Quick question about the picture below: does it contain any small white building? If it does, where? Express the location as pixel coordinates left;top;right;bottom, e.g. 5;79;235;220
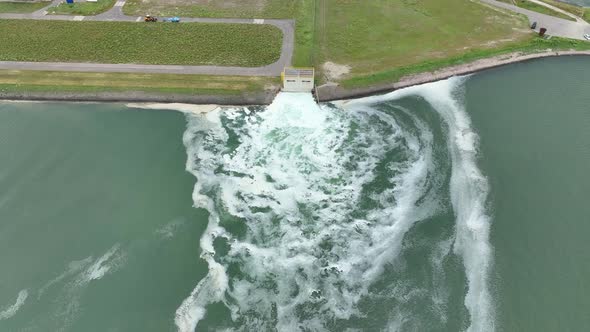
282;67;314;92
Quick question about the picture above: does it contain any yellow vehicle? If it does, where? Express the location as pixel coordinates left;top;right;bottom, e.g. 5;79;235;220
144;15;157;22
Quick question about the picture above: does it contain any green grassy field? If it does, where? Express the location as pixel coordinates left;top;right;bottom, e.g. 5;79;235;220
0;1;50;13
313;0;533;84
48;0;116;16
0;20;282;66
0;70;279;95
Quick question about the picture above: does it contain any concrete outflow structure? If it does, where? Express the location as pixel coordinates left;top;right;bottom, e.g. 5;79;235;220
281;67;314;92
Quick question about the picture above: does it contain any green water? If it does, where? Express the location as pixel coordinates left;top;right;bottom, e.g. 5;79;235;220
1;56;589;331
466;56;590;331
0;104;209;331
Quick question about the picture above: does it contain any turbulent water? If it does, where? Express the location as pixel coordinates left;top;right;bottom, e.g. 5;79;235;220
2;57;590;331
177;78;492;331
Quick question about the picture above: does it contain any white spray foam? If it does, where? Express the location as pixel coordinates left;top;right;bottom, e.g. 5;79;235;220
0;289;28;321
179;92;444;331
348;77;494;331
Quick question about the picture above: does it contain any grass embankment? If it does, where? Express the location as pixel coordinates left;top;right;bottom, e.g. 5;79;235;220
538;0;590;22
343;37;590;88
0;70;279;95
313;0;532;85
0;20;282;66
122;0;317;67
0;1;50;13
515;0;576;20
48;0;116;16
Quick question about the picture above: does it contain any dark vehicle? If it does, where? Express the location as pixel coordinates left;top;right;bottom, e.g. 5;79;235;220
531;21;537;29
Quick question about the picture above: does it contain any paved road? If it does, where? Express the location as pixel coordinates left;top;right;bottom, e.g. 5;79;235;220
0;0;294;76
481;0;590;40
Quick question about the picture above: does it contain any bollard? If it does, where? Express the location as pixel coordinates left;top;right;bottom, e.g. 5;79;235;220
539;28;547;36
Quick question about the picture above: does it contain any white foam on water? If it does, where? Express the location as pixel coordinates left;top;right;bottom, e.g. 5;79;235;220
126;103;220;114
40;244;126;331
0;289;28;321
179;91;446;331
80;244;125;282
350;77;494;331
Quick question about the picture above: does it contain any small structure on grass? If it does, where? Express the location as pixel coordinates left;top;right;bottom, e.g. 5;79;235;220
281;67;314;92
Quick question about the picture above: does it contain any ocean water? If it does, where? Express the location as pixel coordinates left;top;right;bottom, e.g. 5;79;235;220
1;56;590;331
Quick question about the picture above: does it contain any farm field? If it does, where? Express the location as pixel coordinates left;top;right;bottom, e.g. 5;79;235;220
0;20;282;67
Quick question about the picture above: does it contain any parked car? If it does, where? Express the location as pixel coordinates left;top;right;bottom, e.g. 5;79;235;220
165;17;181;23
584;34;590;41
531;21;537;29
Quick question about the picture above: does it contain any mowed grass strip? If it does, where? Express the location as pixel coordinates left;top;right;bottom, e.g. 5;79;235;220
0;70;279;95
0;20;282;67
0;1;50;13
48;0;116;16
123;0;298;19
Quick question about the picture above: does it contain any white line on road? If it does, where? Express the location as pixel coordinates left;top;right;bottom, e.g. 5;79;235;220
73;16;85;21
253;19;264;24
136;16;142;22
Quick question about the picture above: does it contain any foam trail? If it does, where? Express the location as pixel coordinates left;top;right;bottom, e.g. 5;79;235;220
37;257;93;299
179;92;445;331
42;244;126;331
348;77;494;331
0;289;28;321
